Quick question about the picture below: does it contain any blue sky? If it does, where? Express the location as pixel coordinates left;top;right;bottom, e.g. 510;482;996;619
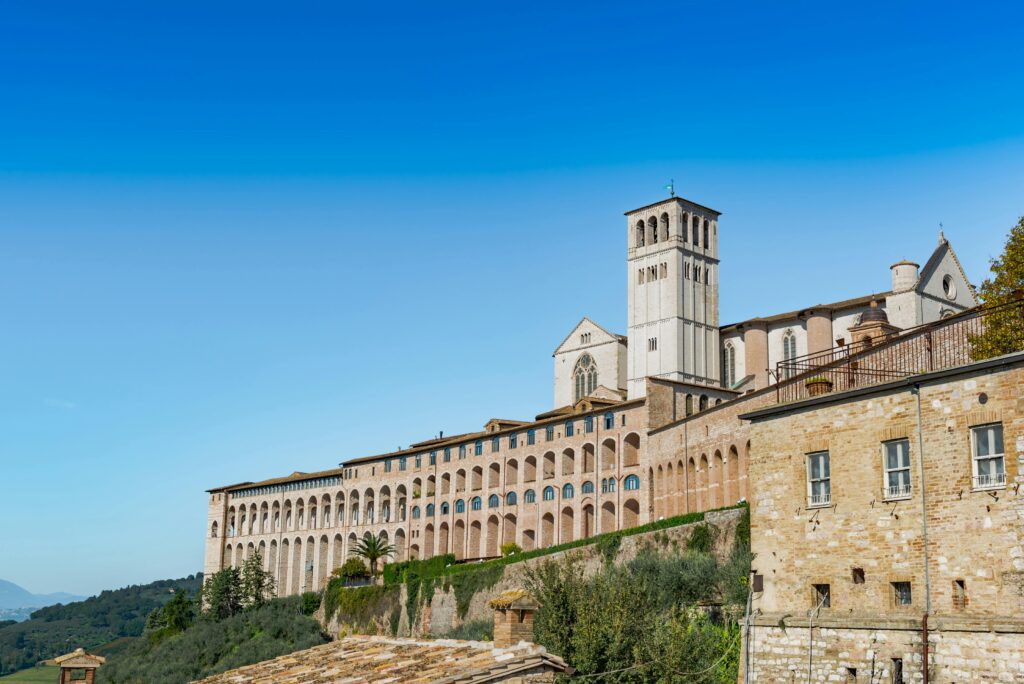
2;1;1023;597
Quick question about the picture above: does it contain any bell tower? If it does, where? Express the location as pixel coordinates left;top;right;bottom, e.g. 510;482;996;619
625;196;721;399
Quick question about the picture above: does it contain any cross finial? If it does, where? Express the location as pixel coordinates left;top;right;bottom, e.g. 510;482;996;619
939;222;945;243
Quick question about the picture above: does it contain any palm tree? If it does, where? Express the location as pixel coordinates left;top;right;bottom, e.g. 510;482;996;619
351;533;396;575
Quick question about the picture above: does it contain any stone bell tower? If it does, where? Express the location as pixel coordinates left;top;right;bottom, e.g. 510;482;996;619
625;196;721;399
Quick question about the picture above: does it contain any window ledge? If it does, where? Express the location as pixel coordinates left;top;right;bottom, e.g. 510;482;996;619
971;484;1006;493
806;500;832;510
882;493;913;502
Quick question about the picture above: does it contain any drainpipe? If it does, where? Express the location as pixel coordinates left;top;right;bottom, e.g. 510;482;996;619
912;384;932;683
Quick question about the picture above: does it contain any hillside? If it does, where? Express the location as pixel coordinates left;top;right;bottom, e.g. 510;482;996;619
0;575;202;676
0;580;84;611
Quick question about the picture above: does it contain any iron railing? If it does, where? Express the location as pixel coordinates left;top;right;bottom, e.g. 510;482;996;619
774;298;1024;404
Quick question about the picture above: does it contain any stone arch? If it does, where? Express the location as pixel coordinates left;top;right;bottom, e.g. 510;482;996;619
698;454;709;511
278;539;289;595
522;527;536;551
348;491;359;525
453;519;466;559
318;535;329;589
396;485;407;522
471;466;483;491
601;438;617;471
306;497;317;530
295;499;305;530
541;512;555;547
440;473;451;495
290;537;303;595
379;486;392;523
394;528;407;562
506;459;519;486
601;501;616;532
455;469;466;493
623;498;640;528
260;502;270;534
726;445;740;505
272;501;281;532
268;540;279;585
542;451;556;479
438;522;450;555
582;443;595;473
562;448;576;476
712;450;724;508
332;533;343;574
334;492;345;528
503;513;518;547
423;524;435;559
304;536;316;591
560;506;575;543
469;520;482;558
486;515;500;557
410;544;420;560
524;455;537;482
488;462;501;488
623;433;640;467
582;503;595;538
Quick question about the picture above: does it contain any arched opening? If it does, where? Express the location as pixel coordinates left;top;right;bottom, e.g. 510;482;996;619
524;455;537;482
304;536;315;590
488;462;501;488
210;521;219;538
623;498;640;528
711;451;724;508
703;219;709;248
396;485;407;522
699;395;708;411
503;513;518;547
660;212;670;241
543;452;556;479
469;520;482;558
455;470;466;493
560;506;575;543
453;519;466;559
601;501;616;532
410;544;420;560
698;454;709;511
522;528;536;551
506;459;519;486
379;486;391;524
332;534;343;573
649;215;659;244
317;535;329;589
582;504;595;538
290;538;303;595
486;515;500;557
562;448;576;476
278;539;289;595
423;524;435;560
471;466;483;491
268;540;279;586
692;215;700;246
541;513;555;547
636;220;646;247
601;438;617;471
440;473;451;495
438;522;450;555
394;528;407;562
623;433;640;467
582;443;595;473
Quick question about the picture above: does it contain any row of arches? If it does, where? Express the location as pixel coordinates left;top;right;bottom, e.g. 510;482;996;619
217;435;643;539
649;442;748;519
635;213;714;249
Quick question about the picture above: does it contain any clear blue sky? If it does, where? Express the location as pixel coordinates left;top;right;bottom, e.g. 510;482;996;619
2;1;1022;597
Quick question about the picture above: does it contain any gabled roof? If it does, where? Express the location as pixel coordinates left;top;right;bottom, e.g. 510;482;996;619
191;635;570;684
720;292;890;332
49;648;105;667
552;317;626;356
917;236;978;303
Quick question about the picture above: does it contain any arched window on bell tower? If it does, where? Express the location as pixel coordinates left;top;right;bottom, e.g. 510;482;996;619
692;215;700;246
573;354;598;403
723;343;736;388
636;220;646;247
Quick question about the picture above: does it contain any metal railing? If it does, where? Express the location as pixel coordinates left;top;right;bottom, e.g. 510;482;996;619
774;298;1024;404
883;484;912;500
973;472;1006;489
807;492;831;507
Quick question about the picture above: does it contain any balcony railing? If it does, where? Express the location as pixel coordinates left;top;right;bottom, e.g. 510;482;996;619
884;484;912;500
973;472;1006;489
808;492;832;507
774;298;1024;405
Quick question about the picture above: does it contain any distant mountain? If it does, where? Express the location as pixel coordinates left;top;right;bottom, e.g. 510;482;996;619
0;579;85;609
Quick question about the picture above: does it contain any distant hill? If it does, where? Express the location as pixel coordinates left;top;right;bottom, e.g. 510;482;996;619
0;574;202;676
0;580;84;611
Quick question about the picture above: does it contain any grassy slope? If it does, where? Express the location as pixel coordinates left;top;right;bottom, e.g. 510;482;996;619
0;666;59;682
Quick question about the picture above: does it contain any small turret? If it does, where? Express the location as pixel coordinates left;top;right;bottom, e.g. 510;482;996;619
890;260;919;293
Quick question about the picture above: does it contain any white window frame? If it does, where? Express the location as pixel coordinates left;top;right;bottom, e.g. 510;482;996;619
971;423;1006;490
806;451;831;507
882;439;912;500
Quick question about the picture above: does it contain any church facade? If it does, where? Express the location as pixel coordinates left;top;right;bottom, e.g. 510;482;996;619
203;194;978;599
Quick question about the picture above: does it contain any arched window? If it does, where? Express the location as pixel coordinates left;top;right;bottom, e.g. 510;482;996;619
210;521;219;538
506;491;517;506
703;219;710;248
636;220;646;247
582;481;594;494
562;483;575;499
412;506;421;519
543;486;555;501
699;395;709;411
426;503;435;517
624;475;640;491
783;330;798;378
660;212;670;240
488;494;500;508
608;477;617;493
524;489;536;504
471;496;482;511
692;215;700;246
440;502;450;515
455;499;465;513
604;412;614;429
685;394;693;416
723;343;736;388
573;354;598;403
649;216;658;244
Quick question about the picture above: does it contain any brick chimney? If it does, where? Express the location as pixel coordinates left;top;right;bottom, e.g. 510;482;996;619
487;590;538;648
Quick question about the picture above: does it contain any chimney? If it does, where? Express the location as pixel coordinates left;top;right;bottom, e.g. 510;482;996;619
487;590;539;648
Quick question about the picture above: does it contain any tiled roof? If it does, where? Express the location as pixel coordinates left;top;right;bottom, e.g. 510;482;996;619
191;635;570;684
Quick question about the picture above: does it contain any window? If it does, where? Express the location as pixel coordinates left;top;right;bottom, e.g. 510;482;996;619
562;483;574;499
399;457;407;472
565;420;574;437
573;354;598;402
650;216;658;244
474;440;483;456
723;343;736;388
659;262;667;278
506;491;517;505
648;337;657;351
440;502;450;515
488;494;500;508
807;451;831;506
545;425;554;442
581;332;591;344
455;499;465;513
471;496;482;511
608;477;617;493
524;489;536;504
585;416;594;433
582;481;594;494
883;439;911;499
971;423;1005;489
638;269;645;284
384;460;392;473
812;583;831;608
891;658;904;684
492;437;500;453
703;220;710;248
692;215;700;246
782;331;798;377
604;412;614;429
412;506;421;519
892;581;912;606
953;579;967;610
459;444;466;459
601;478;608;494
543;486;555;501
426;504;435;517
624;474;640;491
430;451;437;466
636;220;645;247
415;454;422;468
509;433;518;449
942;274;956;300
685;395;693;416
527;429;536;445
852;568;865;584
444;448;451;463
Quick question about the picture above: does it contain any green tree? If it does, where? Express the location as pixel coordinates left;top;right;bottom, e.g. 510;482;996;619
241;550;276;609
333;558;370;582
201;567;243;620
351;533;396;575
972;216;1024;359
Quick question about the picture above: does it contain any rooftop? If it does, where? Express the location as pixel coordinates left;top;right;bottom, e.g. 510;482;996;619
191;635;570;684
